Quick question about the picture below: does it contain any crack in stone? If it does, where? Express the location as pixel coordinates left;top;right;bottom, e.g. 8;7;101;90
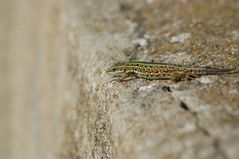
179;101;190;111
213;139;228;159
168;88;229;158
161;85;172;93
165;87;210;136
183;104;228;159
193;111;210;136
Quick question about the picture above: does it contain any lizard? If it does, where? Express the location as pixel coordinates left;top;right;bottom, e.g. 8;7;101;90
106;61;236;82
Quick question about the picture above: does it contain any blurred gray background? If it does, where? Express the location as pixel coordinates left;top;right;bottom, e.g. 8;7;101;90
0;0;66;159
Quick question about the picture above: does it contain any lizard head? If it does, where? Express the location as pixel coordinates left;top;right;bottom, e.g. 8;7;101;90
106;63;127;77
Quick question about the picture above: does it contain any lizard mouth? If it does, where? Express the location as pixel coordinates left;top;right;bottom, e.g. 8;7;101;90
106;70;126;77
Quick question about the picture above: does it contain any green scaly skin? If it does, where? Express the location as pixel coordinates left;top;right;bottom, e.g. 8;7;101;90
106;61;235;81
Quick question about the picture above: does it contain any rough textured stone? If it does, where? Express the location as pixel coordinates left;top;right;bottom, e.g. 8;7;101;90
61;0;239;159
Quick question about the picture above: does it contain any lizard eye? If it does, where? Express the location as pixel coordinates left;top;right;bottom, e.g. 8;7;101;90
112;68;116;71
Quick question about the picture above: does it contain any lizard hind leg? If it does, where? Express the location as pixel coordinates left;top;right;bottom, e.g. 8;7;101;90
185;74;201;80
171;73;200;82
171;74;185;82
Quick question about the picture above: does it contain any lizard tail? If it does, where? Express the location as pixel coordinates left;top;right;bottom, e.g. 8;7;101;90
204;67;236;75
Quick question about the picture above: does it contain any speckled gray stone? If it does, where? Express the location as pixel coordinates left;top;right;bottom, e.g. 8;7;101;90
61;0;239;159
